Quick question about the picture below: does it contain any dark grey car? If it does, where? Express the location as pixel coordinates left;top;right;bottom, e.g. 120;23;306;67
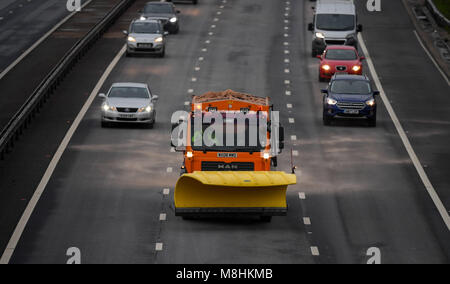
140;2;180;34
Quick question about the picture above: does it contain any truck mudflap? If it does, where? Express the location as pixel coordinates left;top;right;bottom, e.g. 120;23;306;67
174;171;297;216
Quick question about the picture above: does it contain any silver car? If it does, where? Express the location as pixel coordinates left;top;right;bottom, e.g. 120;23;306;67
124;19;168;57
99;83;159;128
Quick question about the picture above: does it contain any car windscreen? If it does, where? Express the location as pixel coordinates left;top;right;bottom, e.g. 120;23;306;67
108;87;150;99
325;49;357;60
144;4;173;14
330;80;371;94
316;14;355;31
131;22;161;34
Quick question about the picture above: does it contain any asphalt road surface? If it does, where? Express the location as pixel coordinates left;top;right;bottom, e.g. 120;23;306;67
0;0;449;264
0;0;90;73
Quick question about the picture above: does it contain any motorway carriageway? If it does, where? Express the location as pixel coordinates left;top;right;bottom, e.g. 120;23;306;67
0;0;449;263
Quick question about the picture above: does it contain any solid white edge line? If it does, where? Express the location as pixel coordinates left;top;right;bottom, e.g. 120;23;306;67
413;30;450;86
0;45;127;264
0;0;94;81
358;33;450;231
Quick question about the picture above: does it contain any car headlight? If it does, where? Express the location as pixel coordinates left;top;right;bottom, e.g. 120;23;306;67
352;65;361;72
140;16;146;20
169;17;177;23
366;99;376;106
154;37;163;43
102;104;116;112
326;98;337;105
138;106;152;113
127;36;136;42
322;64;331;71
315;32;325;39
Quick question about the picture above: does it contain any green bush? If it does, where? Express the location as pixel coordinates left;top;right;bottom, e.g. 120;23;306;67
432;0;450;20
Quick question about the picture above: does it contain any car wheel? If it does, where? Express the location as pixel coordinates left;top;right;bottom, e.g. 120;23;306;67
193;0;198;4
368;114;377;127
319;73;325;82
159;48;165;58
101;121;109;128
323;113;332;126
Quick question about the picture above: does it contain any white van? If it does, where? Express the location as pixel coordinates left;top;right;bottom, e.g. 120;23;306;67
308;0;363;57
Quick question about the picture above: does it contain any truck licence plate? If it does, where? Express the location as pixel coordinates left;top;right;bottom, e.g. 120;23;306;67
217;153;237;158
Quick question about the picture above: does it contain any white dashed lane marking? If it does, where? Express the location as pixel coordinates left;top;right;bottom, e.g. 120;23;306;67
303;217;311;225
299;192;306;199
311;246;320;256
163;188;170;195
160;214;167;221
155;243;163;251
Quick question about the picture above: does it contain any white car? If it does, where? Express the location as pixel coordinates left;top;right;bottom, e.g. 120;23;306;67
99;83;158;128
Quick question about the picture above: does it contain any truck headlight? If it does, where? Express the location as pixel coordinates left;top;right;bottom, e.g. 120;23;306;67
326;98;337;105
186;151;193;158
169;17;177;23
263;152;270;160
315;32;325;39
154;37;163;43
366;99;375;106
128;36;136;42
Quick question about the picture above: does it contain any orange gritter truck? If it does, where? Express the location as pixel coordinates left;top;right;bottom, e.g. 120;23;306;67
171;90;297;222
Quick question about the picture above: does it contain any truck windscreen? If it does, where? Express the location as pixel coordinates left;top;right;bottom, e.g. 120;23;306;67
190;113;267;152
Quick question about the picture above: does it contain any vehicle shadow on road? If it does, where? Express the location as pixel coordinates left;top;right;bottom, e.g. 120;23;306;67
325;118;373;128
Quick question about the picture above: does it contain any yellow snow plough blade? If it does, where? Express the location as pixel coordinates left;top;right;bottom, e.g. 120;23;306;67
174;171;296;216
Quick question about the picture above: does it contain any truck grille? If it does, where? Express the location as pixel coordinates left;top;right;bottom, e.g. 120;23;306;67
117;108;138;113
336;102;366;110
201;162;255;171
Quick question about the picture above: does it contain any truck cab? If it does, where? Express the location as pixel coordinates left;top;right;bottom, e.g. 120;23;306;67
174;90;284;174
308;0;363;57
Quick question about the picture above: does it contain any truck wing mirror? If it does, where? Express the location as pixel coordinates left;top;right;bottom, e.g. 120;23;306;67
279;126;285;151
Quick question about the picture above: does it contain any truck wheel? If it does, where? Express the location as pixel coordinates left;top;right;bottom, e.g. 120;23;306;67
260;216;272;223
